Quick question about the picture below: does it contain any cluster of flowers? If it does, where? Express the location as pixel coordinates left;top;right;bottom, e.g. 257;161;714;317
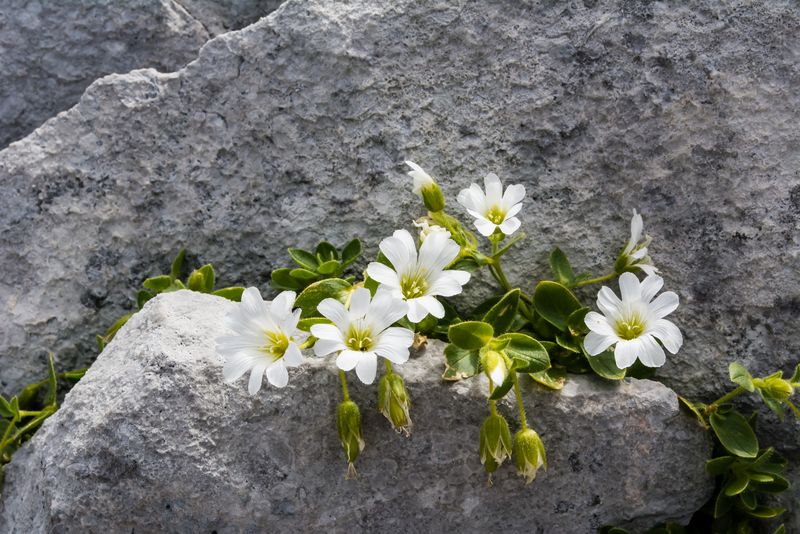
216;161;683;481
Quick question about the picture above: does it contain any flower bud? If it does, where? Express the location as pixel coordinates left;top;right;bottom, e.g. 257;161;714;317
759;376;794;402
513;428;546;484
479;413;512;473
187;270;206;292
481;350;509;387
378;372;412;436
406;161;445;212
336;400;365;479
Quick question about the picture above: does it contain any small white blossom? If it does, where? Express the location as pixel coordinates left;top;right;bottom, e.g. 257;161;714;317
456;172;525;237
311;288;414;385
618;209;657;275
367;229;470;323
406;160;436;197
584;272;683;369
412;217;450;242
217;288;306;395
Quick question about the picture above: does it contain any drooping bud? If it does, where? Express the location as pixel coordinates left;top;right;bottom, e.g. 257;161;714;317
336;400;365;479
758;375;795;402
479;413;512;474
481;350;509;387
406;161;445;212
378;372;412;436
513;428;546;484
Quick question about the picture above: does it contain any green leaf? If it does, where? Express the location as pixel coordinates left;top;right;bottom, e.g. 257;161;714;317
723;474;749;496
533;281;582;331
44;353;58;407
751;474;790;493
555;332;581;353
713;490;733;519
9;396;19;418
317;260;341;275
170;249;186;280
549;247;575;286
212;287;244;301
497;333;550;373
739;490;757;510
96;334;106;352
709;410;759;458
103;313;133;344
271;268;302;290
584;348;626;380
341;238;362;266
745;506;785;519
530;367;567;390
450;257;481;272
315;242;338;263
773;526;786;534
288;248;319;270
448;321;494;350
297;317;330;332
143;275;173;293
482;289;519;335
442;344;480;380
198;264;215;292
137;289;154;309
790;362;800;384
289;268;320;282
294;278;352;318
706;456;736;476
0;396;13;418
488;372;514;400
729;362;755;392
567;307;590;336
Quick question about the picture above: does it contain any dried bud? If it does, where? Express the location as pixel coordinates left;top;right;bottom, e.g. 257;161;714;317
336;400;365;479
479;413;512;474
513;428;546;484
378;372;412;435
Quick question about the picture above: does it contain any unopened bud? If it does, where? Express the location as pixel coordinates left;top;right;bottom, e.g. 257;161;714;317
336;400;365;479
759;376;794;402
513;428;546;484
187;270;205;292
479;413;512;474
406;161;445;212
378;372;412;436
481;350;509;387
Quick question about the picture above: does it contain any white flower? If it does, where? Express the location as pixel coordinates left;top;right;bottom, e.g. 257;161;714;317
216;288;306;395
412;217;450;242
618;209;657;276
311;288;414;385
456;172;525;237
406;160;435;197
366;229;470;323
583;272;683;369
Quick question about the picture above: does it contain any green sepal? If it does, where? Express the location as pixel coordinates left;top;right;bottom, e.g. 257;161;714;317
482;289;519;335
729;362;755;392
288;248;319;270
297;317;330;332
44;353;58;407
442;345;480;380
315;242;338;263
530;367;567;390
294;278;352;318
341;238;362;266
317;260;341;275
533;281;582;331
497;333;550;373
583;347;626;380
170;249;186;280
271;268;302;290
709;410;759;458
549;247;575;287
212;287;245;301
143;275;173;292
448;321;493;350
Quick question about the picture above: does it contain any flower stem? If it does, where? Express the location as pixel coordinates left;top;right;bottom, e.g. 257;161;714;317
707;386;746;410
339;370;350;401
488;382;498;416
512;373;528;430
575;272;617;287
17;410;48;418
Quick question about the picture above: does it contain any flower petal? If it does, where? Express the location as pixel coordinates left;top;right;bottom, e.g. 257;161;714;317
473;217;497;236
418;232;460;272
505;202;523;219
406;298;430;323
355;351;378;384
648;319;683;354
499;216;521;235
241;287;269;318
584;331;618;356
266;360;289;388
613;339;640;369
310;323;342;341
374;327;414;364
457;188;478;211
428;271;469;297
417;295;445;319
584;311;615;336
597;286;622;317
380;231;416;271
336;349;361;371
618;272;641;302
639;275;664;303
368;289;409;331
248;362;268;395
502;183;526;208
649;291;679;319
484;172;503;204
317;298;349;330
283;342;303;367
637;334;666;367
348;287;372;318
222;352;258;383
270;290;296;319
367;262;400;287
313;338;347;356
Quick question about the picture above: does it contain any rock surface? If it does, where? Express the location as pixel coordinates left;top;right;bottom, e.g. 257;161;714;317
0;0;282;148
0;0;798;451
0;291;713;532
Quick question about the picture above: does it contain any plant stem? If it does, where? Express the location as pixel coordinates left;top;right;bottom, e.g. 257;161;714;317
575;272;617;287
708;386;746;409
4;408;54;446
17;410;48;418
488;382;498;416
512;374;528;430
339;370;350;401
0;414;17;450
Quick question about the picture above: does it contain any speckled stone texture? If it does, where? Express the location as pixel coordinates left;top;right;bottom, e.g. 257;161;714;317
0;0;798;474
0;291;713;532
0;0;282;148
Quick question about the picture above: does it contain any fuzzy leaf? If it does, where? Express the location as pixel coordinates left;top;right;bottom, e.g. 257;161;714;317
442;344;480;381
212;287;244;301
482;289;519;335
706;456;736;476
549;247;575;287
271;268;302;290
341;238;362;266
170;249;186;280
297;317;330;332
137;289;155;309
317;259;341;275
448;321;494;350
497;333;550;373
289;268;319;282
44;353;58;407
729;362;755;392
288;248;319;270
583;347;626;380
315;242;338;263
533;281;582;331
143;275;173;293
530;367;567;390
294;278;352;318
709;410;759;458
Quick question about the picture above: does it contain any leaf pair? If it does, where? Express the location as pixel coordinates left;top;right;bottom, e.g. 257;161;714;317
272;239;361;291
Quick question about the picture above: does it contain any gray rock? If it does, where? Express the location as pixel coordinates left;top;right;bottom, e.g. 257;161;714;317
0;291;714;532
0;0;282;148
0;0;798;455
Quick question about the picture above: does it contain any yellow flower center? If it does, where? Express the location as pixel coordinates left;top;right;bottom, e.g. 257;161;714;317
615;314;645;340
486;205;506;225
400;271;428;299
263;331;290;359
346;324;375;352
